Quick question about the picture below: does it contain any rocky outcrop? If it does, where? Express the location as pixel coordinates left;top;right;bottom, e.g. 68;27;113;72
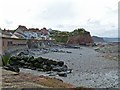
67;29;93;45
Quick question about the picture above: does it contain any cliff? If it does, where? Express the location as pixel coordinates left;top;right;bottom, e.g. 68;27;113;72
67;28;93;45
92;36;105;43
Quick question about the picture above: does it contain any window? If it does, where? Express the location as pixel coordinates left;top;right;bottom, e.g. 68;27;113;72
3;41;4;46
8;41;13;46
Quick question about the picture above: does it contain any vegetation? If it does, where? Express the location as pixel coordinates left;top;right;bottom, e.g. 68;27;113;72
2;54;11;66
50;28;89;43
50;30;69;43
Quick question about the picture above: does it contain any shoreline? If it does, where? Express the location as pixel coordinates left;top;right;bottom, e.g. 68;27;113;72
2;44;119;88
31;46;118;88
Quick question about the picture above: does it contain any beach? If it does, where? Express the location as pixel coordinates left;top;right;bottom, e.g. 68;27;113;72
3;46;118;88
19;46;118;88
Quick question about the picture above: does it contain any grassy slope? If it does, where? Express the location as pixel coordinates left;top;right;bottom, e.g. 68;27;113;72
50;28;89;44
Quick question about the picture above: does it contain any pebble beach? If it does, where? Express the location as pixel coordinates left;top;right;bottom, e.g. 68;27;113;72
20;46;119;88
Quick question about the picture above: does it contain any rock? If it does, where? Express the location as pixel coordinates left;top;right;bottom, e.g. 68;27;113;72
58;72;67;77
19;60;25;66
37;68;44;71
94;48;100;51
57;61;64;66
23;65;28;68
61;65;68;71
50;61;58;66
43;65;53;71
17;51;29;56
21;56;29;62
52;66;67;72
46;71;53;74
31;67;37;70
28;56;34;62
3;65;20;73
47;72;57;76
92;36;105;43
51;49;59;52
27;66;32;69
49;73;57;76
7;56;72;75
34;62;43;68
65;45;80;49
66;51;72;53
53;66;63;72
44;60;52;66
66;69;73;74
67;29;93;45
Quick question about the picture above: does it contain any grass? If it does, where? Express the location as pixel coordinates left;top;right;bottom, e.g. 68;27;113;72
0;56;2;66
1;54;11;66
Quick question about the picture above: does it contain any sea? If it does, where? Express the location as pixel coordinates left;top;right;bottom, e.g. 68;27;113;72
103;37;120;43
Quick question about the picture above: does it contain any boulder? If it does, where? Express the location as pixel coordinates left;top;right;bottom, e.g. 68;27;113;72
44;66;53;71
44;60;57;66
23;65;28;68
31;67;37;70
58;72;67;77
17;52;29;56
3;65;20;73
18;60;25;66
66;51;72;53
57;61;64;66
52;66;64;72
61;65;68;71
66;69;73;74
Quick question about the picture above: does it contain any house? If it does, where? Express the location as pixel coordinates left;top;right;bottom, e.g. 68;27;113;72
0;25;54;54
12;25;51;40
28;28;41;39
40;27;50;40
2;29;14;38
13;25;28;39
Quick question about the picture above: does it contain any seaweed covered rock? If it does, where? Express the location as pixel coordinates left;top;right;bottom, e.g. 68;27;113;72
8;54;72;77
57;61;64;66
3;65;20;73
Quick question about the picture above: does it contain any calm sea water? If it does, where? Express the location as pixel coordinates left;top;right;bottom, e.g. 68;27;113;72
103;38;120;43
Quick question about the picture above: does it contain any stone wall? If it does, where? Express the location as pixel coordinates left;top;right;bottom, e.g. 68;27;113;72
2;37;28;54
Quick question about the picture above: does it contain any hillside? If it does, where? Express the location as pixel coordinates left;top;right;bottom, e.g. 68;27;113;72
92;36;105;43
50;30;69;43
50;28;93;45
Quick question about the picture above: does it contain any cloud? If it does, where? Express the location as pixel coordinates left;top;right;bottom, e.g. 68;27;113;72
39;0;74;20
0;0;119;37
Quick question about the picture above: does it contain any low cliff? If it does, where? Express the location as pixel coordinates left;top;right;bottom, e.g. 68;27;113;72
67;28;93;45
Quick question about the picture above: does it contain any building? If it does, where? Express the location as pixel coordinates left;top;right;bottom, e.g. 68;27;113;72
12;25;51;40
1;25;54;54
1;31;28;54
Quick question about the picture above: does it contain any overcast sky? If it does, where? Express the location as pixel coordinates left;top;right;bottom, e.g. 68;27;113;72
0;0;118;37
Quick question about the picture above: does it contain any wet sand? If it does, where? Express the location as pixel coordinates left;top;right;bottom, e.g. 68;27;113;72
26;46;118;88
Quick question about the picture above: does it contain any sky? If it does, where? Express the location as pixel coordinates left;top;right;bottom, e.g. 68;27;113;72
0;0;119;37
